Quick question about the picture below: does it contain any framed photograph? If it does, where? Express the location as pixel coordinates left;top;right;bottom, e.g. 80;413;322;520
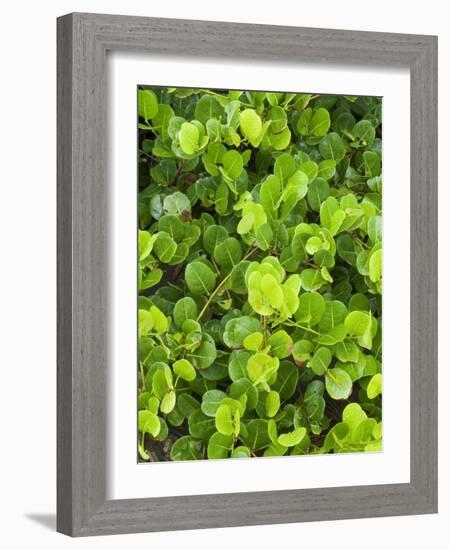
57;12;438;536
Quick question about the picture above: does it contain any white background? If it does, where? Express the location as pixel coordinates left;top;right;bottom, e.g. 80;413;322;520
109;54;410;499
0;1;444;548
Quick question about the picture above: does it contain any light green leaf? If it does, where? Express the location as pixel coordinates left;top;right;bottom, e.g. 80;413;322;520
260;175;281;215
149;305;168;333
171;435;202;460
278;427;307;447
215;404;234;435
178;122;200;155
311;108;331;136
201;389;227;417
240;109;262;145
231;446;251;458
160;390;176;414
268;330;293;358
173;297;198;328
367;373;382;399
268;105;287;133
353;119;375;146
138;309;154;337
301;269;327;291
247;353;279;389
138;230;156;261
173;359;196;382
325;368;353;400
335;341;360;363
274;154;296;188
223;316;262;348
163;191;191;216
260;273;284;308
369;249;382;282
152;104;174;141
243;332;264;351
138;89;158;120
263;390;279;417
270;126;291;150
222;149;244;179
318;160;337;180
153;232;177;263
344;310;377;350
138;410;161;437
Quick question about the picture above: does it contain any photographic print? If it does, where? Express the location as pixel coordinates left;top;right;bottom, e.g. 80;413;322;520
137;87;382;462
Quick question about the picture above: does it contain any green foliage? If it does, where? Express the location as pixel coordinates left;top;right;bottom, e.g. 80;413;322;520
137;86;382;461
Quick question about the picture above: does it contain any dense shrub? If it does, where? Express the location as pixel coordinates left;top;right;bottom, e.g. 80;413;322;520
137;87;382;461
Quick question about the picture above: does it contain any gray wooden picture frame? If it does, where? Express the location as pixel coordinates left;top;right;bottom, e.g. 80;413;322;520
57;12;438;537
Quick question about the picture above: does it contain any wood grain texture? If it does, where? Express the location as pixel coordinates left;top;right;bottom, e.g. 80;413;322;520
57;12;438;536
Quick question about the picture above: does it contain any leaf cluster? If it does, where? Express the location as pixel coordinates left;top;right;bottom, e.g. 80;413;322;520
137;87;382;461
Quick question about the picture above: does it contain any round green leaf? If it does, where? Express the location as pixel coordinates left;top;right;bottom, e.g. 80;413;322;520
223;316;262;349
185;261;217;295
309;347;332;375
319;132;346;162
353;120;375;146
215;404;234;435
214;237;242;268
278;427;307;447
231;446;251;458
367;373;382;399
203;224;229;255
201;389;227;417
173;297;198;328
265;390;280;418
241;419;270;450
207;432;233;459
240;109;262;145
153;232;177;263
311;108;331;136
369;249;382;283
229;377;259;411
272;360;299;399
295;292;325;326
163;191;191;216
268;330;293;358
194;94;224;125
325;368;352;400
170;435;203;461
178;122;200;155
255;223;273;251
319;300;348;333
188;409;215;441
160;390;176;414
222;149;244;179
187;339;217;370
243;331;264;351
138;410;161;437
344;310;377;350
173;358;196;382
138;89;158;120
